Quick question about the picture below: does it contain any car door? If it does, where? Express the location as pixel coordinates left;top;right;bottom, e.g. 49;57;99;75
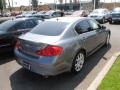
88;19;106;46
75;19;98;53
0;21;25;48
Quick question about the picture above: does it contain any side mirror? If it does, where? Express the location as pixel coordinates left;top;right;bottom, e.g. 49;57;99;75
101;25;106;29
88;27;93;31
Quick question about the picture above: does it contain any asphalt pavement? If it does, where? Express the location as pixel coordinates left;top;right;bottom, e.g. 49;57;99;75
0;22;120;90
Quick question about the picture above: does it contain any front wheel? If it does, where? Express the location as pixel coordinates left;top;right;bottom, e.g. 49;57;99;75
105;34;110;46
109;20;113;24
101;17;105;24
71;51;85;73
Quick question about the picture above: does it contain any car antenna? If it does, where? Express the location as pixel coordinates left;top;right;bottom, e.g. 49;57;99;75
56;18;59;21
12;18;14;20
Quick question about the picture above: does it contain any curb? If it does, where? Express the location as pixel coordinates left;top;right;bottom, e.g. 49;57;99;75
87;52;120;90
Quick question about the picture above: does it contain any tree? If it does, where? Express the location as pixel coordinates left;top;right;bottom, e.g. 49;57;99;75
73;0;78;3
0;0;6;13
92;0;100;9
70;0;72;3
8;0;12;11
31;0;38;11
58;0;63;4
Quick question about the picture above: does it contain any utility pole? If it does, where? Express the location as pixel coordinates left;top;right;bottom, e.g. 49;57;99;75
94;0;96;9
29;0;31;11
114;0;116;8
79;0;81;10
54;0;57;10
12;0;13;10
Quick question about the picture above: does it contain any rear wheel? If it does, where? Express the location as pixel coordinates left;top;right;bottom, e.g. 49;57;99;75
71;51;85;73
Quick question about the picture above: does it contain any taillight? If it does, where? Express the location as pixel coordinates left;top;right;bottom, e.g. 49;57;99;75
36;45;63;56
15;39;20;49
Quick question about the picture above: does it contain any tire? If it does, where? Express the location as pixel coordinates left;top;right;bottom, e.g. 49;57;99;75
105;34;110;46
109;20;113;24
71;51;85;73
101;17;105;24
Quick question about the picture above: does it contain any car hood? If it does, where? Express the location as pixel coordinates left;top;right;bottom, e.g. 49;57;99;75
111;12;120;14
19;32;61;44
89;13;104;17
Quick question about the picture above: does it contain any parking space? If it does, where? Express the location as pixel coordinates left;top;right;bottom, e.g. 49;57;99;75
0;23;120;90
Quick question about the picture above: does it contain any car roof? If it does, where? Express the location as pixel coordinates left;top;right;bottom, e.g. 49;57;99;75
47;17;86;24
13;18;34;22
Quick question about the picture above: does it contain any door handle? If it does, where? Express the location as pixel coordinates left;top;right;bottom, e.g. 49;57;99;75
82;37;86;40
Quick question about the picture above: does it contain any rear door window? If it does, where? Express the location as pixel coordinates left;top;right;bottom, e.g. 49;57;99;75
25;20;36;28
15;21;25;30
8;21;25;32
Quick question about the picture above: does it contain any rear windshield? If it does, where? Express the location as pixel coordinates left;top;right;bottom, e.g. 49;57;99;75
31;21;68;36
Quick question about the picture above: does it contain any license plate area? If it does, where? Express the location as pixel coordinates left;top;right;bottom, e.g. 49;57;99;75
22;61;31;70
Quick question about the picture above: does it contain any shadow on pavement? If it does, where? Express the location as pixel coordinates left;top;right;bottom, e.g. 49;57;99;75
110;22;120;25
10;44;111;90
0;52;14;65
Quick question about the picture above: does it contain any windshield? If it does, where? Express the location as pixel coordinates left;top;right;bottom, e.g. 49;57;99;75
31;21;69;36
113;8;120;12
92;10;104;14
0;20;16;32
45;11;54;15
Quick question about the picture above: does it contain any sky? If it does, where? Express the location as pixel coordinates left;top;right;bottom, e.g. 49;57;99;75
6;0;120;7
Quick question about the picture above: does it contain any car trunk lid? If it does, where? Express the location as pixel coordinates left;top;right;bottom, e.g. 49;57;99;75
18;32;61;57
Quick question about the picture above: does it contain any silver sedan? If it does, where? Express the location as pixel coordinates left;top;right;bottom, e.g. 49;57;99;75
15;17;111;76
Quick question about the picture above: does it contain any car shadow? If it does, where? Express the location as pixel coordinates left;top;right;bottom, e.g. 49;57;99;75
10;44;111;90
0;52;14;65
110;22;120;25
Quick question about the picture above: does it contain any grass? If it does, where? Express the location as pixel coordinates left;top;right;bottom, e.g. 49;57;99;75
98;56;120;90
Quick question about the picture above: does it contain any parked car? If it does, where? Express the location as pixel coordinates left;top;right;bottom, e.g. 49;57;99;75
11;11;22;16
15;17;110;76
16;11;37;18
64;10;74;15
0;18;38;52
2;12;11;17
44;10;64;19
37;11;46;14
109;7;120;24
88;8;111;23
71;10;89;17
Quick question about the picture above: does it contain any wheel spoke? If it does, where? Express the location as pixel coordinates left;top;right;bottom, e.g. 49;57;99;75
74;53;85;72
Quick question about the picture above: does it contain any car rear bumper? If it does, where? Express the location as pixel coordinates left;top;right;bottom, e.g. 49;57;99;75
15;49;70;76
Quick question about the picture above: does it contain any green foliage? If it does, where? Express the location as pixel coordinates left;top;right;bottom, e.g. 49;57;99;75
0;0;3;10
98;56;120;90
92;0;100;9
31;0;38;10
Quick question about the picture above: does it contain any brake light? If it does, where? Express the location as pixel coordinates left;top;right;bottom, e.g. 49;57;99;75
15;39;20;49
36;45;63;56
